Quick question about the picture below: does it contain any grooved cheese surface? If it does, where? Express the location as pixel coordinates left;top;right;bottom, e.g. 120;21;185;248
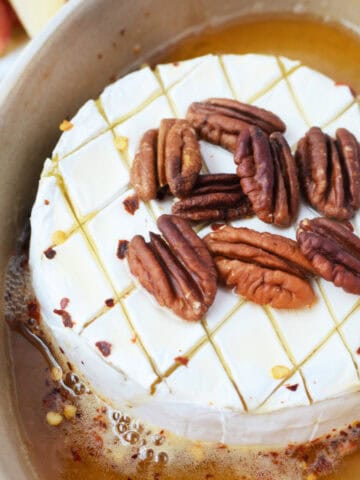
29;53;360;444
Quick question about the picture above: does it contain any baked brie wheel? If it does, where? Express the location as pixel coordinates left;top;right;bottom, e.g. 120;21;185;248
29;53;360;462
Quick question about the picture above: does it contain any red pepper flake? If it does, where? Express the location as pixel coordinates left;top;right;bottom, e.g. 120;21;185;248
123;194;139;215
95;341;112;357
44;199;50;205
70;447;82;462
175;356;189;367
335;81;357;98
44;247;56;259
216;443;227;449
130;335;137;344
60;297;70;310
286;383;299;392
54;309;74;328
356;347;360;355
119;28;125;36
27;300;40;322
172;61;179;67
105;298;115;308
91;431;104;450
211;223;225;231
117;239;129;259
0;1;16;55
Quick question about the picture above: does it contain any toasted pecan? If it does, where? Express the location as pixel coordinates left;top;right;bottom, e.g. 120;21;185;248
127;214;217;321
205;226;315;309
187;98;285;152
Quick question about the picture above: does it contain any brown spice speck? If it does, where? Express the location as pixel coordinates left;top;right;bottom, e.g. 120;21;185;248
44;247;56;259
105;298;115;308
117;239;129;259
119;28;125;36
286;383;299;392
44;199;50;205
95;341;112;357
133;44;141;54
123;194;139;215
130;335;137;344
60;297;70;309
54;309;74;328
27;300;40;322
175;356;189;367
97;53;103;60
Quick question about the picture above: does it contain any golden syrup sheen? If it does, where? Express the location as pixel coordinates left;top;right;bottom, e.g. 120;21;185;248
8;13;360;480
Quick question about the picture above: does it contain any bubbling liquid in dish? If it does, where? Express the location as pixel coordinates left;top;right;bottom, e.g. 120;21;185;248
5;13;360;480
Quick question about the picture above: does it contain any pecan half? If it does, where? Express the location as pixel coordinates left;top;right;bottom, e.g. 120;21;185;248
186;98;286;152
131;119;202;201
204;226;315;309
130;129;159;201
172;174;253;222
297;217;360;294
235;126;299;226
127;214;217;321
296;127;360;220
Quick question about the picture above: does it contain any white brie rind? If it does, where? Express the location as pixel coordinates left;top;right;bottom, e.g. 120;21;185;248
30;53;360;447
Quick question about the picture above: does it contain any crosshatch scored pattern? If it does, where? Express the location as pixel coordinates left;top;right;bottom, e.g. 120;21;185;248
32;54;360;414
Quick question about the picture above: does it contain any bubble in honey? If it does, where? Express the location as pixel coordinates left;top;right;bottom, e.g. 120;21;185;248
139;447;154;461
123;430;140;445
120;414;131;424
156;451;169;465
65;372;78;386
112;411;121;421
117;422;128;434
73;383;86;395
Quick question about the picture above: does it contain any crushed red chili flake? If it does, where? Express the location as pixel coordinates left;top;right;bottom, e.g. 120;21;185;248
174;356;189;366
60;297;70;310
123;194;139;215
216;443;227;449
27;300;40;322
130;335;137;344
356;347;360;355
44;247;56;259
91;431;104;450
286;383;299;392
105;298;115;308
44;199;50;205
117;239;129;259
70;447;82;462
95;341;112;357
335;81;357;98
54;309;74;328
211;223;225;231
